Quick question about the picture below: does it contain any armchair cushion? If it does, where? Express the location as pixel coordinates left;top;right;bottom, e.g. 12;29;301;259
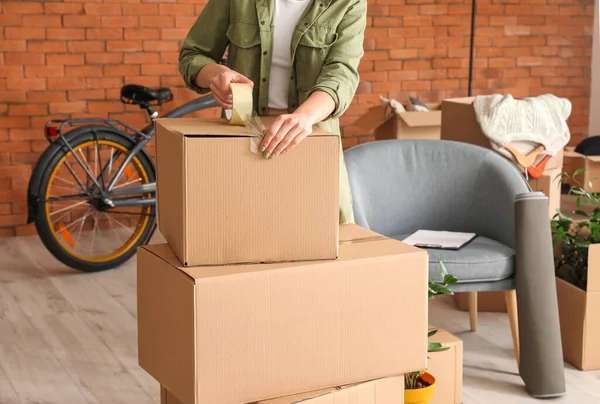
392;234;515;283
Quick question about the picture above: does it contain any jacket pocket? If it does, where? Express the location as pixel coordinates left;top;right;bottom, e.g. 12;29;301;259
295;26;338;90
226;22;261;86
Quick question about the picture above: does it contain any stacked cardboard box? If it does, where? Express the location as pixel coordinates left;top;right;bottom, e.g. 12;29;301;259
440;97;564;219
137;117;430;404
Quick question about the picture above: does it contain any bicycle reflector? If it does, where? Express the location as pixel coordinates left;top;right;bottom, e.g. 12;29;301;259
45;126;58;139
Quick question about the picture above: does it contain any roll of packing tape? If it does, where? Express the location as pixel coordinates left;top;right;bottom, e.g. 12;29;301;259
225;83;253;125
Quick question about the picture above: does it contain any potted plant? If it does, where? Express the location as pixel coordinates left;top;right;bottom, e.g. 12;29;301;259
551;169;600;370
404;262;458;404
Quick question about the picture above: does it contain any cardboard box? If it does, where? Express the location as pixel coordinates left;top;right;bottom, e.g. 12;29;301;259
556;244;600;370
155;117;339;267
528;166;562;219
353;103;441;141
564;146;600;192
441;97;564;170
160;377;404;404
427;327;463;404
138;224;428;404
454;291;508;313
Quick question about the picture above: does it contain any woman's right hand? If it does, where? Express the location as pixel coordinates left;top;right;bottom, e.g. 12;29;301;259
209;67;254;109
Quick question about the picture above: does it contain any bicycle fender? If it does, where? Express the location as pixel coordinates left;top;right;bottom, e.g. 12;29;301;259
26;125;156;223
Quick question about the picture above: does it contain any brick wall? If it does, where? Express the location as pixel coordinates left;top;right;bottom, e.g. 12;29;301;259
0;0;594;237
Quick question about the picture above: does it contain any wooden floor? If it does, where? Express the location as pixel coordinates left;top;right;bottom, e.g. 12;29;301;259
1;216;599;403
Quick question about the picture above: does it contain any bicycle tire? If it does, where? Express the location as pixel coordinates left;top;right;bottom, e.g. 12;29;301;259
34;128;156;272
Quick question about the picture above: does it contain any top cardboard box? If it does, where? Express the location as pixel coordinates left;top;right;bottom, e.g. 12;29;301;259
353;103;441;141
441;97;564;170
155;117;339;267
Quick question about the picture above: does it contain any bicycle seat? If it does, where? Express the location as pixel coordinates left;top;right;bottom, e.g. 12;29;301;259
120;84;173;105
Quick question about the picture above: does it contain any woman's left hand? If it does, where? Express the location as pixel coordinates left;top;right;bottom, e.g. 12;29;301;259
260;113;314;158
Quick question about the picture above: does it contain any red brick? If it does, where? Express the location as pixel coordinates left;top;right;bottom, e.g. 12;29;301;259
107;40;143;52
143;40;180;52
504;26;532;36
389;49;418;59
44;3;84;14
140;16;173;28
47;54;85;66
28;41;66;53
65;66;103;78
86;53;124;64
86;28;123;40
421;48;449;58
0;204;11;216
505;47;533;57
63;15;102;27
22;15;62;27
68;41;105;53
160;52;180;64
158;4;195;15
123;4;159;15
103;65;141;77
15;224;37;237
8;104;48;117
5;53;45;65
101;16;140;27
6;78;46;91
84;4;123;15
0;14;22;27
2;2;43;14
125;28;160;40
47;78;87;90
0;228;16;238
49;102;88;114
47;29;86;41
68;90;106;101
25;66;64;78
0;91;26;103
176;16;199;28
9;129;47;141
0;215;28;227
88;77;123;89
517;57;544;67
0;66;23;78
160;28;189;40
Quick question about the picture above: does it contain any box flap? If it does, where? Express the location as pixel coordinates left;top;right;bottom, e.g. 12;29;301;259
399;111;442;128
141;225;425;281
442;97;476;105
155;117;335;138
352;106;393;133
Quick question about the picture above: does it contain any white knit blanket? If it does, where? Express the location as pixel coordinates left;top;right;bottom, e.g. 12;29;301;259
473;94;572;158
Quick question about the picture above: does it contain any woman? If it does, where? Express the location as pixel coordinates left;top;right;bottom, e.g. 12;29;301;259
178;0;367;224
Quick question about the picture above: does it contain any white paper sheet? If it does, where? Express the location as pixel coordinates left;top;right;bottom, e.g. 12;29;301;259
402;230;477;250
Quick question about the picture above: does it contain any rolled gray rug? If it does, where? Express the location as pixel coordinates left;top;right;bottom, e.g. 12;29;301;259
515;192;566;398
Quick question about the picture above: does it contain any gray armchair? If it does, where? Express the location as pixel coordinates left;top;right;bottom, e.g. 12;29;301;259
346;138;527;350
344;138;566;398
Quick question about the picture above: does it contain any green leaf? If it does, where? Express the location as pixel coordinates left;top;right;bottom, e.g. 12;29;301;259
428;346;451;353
428;329;438;338
574;168;586;177
575;210;588;216
443;274;458;285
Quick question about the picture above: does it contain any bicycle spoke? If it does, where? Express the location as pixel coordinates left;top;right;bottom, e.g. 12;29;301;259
49;200;88;217
113;178;142;190
103;213;126;246
53;175;79;188
75;208;93;247
63;161;90;194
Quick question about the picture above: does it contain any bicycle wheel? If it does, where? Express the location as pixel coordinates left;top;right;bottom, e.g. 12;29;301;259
34;128;156;272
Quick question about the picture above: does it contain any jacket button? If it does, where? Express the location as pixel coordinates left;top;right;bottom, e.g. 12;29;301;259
261;21;266;25
262;78;267;83
263;51;268;55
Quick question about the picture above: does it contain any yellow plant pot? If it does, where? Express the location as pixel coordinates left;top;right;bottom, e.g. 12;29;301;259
404;372;436;404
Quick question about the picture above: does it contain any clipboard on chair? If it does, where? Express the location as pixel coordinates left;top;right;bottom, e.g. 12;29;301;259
403;230;477;251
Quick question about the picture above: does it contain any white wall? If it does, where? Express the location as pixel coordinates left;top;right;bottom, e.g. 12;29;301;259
590;0;600;135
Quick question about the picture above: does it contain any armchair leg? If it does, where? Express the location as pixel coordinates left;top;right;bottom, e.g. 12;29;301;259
468;291;478;332
504;289;520;365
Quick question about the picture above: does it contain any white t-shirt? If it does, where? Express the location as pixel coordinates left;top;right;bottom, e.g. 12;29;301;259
268;0;310;110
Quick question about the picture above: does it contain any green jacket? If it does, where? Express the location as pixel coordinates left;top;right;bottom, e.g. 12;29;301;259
179;0;367;223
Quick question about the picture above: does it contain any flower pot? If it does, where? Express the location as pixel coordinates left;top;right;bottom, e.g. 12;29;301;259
405;372;436;404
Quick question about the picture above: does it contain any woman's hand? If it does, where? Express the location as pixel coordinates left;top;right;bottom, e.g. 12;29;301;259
260;113;315;158
196;64;253;109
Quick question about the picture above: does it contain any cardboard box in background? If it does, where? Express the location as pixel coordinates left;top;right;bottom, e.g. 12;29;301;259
441;97;564;171
564;147;600;192
160;377;404;404
454;291;508;313
155;117;339;267
556;244;600;370
427;327;463;404
138;224;428;404
528;166;562;219
353;103;441;141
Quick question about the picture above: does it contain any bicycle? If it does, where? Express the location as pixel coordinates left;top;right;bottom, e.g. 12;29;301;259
26;83;220;272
